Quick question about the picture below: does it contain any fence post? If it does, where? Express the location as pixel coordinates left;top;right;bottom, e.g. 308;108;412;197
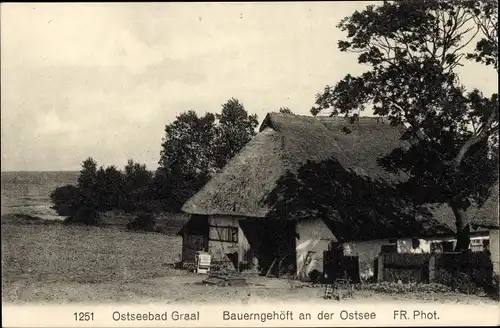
429;254;436;283
377;253;385;282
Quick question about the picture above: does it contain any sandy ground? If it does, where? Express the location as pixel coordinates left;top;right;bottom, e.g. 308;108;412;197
4;272;498;305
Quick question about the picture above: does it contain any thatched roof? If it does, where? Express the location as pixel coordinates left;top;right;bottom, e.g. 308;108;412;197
427;182;499;231
181;112;499;235
471;182;499;229
182;113;408;216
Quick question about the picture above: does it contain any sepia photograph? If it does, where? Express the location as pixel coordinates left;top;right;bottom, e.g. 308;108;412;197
1;1;499;326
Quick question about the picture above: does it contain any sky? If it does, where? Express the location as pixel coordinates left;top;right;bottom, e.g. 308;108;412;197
1;2;498;171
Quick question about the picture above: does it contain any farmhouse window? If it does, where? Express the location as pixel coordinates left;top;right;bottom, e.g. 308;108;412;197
430;242;443;253
381;244;397;253
470;239;484;252
411;238;420;249
209;225;238;243
442;241;454;252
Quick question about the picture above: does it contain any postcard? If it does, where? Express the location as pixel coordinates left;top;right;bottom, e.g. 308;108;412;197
1;1;499;327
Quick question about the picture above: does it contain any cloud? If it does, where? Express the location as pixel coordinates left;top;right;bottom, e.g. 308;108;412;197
1;2;498;171
37;110;70;135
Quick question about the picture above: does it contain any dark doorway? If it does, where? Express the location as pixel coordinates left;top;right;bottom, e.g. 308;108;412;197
239;219;296;275
180;215;209;263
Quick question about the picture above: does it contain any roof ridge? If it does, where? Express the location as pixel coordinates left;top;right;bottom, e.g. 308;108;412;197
263;112;396;131
269;112;389;120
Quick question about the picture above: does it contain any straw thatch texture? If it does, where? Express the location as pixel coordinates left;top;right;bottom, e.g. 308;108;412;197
181;127;285;217
470;182;499;229
427;182;499;231
182;113;407;217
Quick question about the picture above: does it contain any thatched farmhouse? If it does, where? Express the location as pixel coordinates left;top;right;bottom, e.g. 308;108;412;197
179;112;499;280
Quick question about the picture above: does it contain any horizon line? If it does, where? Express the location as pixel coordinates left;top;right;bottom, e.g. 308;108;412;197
1;170;81;173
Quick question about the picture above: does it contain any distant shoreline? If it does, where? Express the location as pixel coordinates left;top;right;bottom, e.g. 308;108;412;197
1;210;190;234
1;213;65;226
1;170;80;173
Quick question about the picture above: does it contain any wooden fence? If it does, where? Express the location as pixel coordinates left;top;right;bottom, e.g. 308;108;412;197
378;252;431;283
378;251;494;286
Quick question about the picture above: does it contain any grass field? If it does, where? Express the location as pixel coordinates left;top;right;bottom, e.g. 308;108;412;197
2;223;182;285
1;214;187;303
2;215;498;304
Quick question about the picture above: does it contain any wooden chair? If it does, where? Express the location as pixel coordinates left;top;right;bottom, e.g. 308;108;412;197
324;278;354;300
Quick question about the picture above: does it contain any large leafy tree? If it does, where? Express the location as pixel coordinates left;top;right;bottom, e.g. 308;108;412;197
155;99;259;210
214;98;259;169
155;110;217;210
311;0;498;250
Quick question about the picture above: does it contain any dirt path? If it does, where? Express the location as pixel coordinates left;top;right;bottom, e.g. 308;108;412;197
3;273;497;305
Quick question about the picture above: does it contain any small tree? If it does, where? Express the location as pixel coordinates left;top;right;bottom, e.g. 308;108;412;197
50;185;80;217
124;159;153;192
214;98;259;169
278;107;294;115
126;211;157;232
95;165;125;212
75;157;101;225
123;159;153;212
95;166;107;211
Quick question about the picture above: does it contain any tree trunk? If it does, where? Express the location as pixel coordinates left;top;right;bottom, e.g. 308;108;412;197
450;200;471;252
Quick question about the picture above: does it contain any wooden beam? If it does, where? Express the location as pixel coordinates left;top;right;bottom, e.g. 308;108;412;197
266;258;277;277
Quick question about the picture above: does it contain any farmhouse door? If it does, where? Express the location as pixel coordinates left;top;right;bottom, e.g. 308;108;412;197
323;250;361;284
183;234;208;263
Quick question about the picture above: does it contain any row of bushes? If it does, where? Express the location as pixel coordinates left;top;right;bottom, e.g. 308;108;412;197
50;158;178;230
356;278;497;297
383;267;426;283
355;281;452;294
433;270;485;295
357;277;498;298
